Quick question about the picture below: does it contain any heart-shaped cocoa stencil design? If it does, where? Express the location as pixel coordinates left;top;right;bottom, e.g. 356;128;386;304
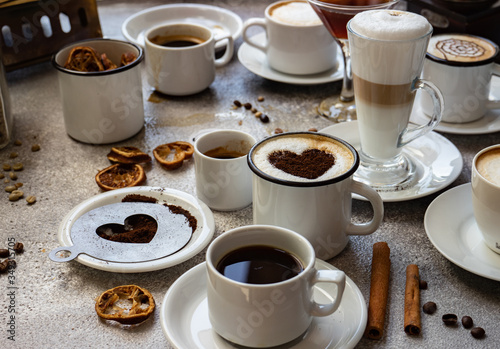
96;214;158;244
268;149;336;179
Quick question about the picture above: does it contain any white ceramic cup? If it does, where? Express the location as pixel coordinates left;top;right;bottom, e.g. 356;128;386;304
472;144;500;254
52;39;145;144
206;225;346;347
421;33;500;123
248;132;384;260
144;23;234;96
242;0;337;75
194;129;256;211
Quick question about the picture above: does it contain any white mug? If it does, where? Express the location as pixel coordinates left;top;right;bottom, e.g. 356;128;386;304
144;23;234;96
421;33;500;123
206;225;346;347
242;0;337;75
472;144;500;254
247;132;384;260
194;129;256;211
52;39;145;144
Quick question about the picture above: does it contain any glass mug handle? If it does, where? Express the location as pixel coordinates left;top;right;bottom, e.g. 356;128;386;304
242;18;268;53
309;269;346;317
398;78;444;148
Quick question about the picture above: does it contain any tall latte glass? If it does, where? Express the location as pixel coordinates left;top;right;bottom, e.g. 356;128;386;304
348;10;444;191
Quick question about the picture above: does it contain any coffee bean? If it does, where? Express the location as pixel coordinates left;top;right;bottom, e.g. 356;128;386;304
461;316;473;329
442;313;458;326
244;102;252;110
233;100;242;108
422;302;437;314
419;280;428;289
257;96;264;102
13;242;23;254
260;114;270;123
471;327;485;339
31;144;41;152
0;261;7;273
0;249;9;258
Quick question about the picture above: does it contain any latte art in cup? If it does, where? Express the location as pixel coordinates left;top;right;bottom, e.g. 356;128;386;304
427;34;498;65
269;1;322;26
251;133;355;182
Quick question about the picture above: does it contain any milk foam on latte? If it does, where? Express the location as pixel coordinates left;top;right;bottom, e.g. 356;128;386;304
427;34;498;64
270;1;322;26
252;134;354;182
476;148;500;187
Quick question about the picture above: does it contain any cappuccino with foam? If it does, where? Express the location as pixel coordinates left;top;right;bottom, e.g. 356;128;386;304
251;133;355;183
476;148;500;187
427;34;498;65
269;1;322;26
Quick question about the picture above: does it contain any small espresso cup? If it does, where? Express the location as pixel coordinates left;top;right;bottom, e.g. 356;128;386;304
248;132;384;260
242;0;337;75
421;33;500;123
472;144;500;254
206;225;346;347
194;129;256;211
144;23;234;96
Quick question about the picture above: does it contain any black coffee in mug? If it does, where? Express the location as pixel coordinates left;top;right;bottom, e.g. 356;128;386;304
216;245;304;284
151;34;205;48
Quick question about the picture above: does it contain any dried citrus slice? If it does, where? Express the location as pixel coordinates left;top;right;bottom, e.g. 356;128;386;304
95;163;146;191
107;146;152;164
95;285;155;325
153;144;186;170
169;141;194;159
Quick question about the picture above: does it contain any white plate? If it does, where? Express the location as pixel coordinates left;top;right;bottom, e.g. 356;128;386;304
424;183;500;281
320;121;463;202
121;4;243;49
410;75;500;135
56;187;215;273
161;260;367;349
238;32;343;85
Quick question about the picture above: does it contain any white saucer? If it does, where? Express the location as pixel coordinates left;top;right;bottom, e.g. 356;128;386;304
320;121;463;202
410;75;500;135
121;4;243;49
424;183;500;281
56;187;215;273
237;32;343;85
161;260;367;349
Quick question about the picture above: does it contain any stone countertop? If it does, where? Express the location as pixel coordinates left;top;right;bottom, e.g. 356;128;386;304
1;0;499;348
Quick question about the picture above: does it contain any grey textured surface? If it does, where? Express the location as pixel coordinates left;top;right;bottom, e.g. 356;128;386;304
1;0;499;348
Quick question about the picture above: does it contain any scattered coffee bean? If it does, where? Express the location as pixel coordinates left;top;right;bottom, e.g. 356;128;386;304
0;261;7;273
308;128;318;132
9;172;17;180
462;316;473;329
442;313;458;326
5;185;16;193
12;163;23;171
251;107;257;113
257;96;264;102
0;249;9;258
274;128;284;134
422;302;437;314
14;139;22;146
13;242;23;254
244;102;252;110
26;195;36;204
255;111;262;118
419;279;428;289
9;152;18;158
3;163;11;171
9;190;24;201
471;327;485;339
31;144;41;152
260;114;270;123
0;173;3;179
15;182;23;188
233;100;242;108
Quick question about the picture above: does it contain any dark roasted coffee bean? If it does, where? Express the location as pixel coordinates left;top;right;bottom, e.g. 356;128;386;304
260;114;270;123
0;261;7;273
471;327;485;339
422;302;437;314
233;100;242;107
244;102;252;110
462;316;473;329
442;313;458;326
0;249;9;258
13;242;23;253
419;280;428;289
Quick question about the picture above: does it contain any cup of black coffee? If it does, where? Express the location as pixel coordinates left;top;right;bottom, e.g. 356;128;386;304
206;224;346;348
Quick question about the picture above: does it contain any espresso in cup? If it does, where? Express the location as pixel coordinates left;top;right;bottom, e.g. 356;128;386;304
149;34;206;48
421;33;500;123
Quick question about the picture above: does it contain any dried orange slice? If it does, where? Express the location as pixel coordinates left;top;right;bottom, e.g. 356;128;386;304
95;163;146;191
153;144;186;170
169;141;194;159
95;285;155;325
107;146;152;164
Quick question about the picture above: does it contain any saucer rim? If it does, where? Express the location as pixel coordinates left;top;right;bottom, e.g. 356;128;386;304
424;183;500;281
237;32;344;85
160;259;368;349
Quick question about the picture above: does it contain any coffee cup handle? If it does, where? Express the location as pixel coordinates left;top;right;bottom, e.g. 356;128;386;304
399;78;443;148
345;180;384;236
214;34;234;68
486;64;500;109
310;269;346;317
242;18;268;53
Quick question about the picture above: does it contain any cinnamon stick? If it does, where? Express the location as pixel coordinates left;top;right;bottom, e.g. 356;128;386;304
364;242;391;340
404;264;421;335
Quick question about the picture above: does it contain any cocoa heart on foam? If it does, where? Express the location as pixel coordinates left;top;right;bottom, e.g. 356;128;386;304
268;149;336;179
96;214;158;244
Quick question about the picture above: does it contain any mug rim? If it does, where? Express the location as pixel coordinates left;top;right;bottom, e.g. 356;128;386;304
51;38;144;76
206;224;316;288
194;129;256;162
473;144;500;189
425;33;499;67
247;131;359;187
265;0;326;28
144;22;214;50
